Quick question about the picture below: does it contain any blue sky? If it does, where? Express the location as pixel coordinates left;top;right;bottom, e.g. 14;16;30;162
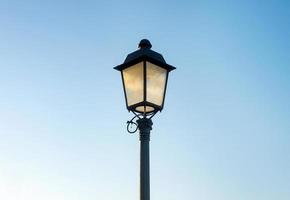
0;0;289;199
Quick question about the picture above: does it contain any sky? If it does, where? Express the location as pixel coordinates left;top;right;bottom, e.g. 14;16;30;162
0;0;289;199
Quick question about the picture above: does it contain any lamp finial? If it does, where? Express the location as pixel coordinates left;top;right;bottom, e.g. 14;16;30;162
138;39;152;49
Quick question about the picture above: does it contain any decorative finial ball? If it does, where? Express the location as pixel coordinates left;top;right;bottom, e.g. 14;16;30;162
138;39;152;49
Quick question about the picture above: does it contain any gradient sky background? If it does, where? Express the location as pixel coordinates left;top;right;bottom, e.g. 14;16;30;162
0;0;290;200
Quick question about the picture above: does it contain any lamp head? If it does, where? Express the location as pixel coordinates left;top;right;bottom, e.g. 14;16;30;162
114;39;176;115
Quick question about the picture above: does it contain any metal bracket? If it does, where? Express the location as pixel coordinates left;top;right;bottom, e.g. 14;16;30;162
126;111;157;134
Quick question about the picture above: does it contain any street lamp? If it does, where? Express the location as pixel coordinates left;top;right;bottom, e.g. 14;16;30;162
114;39;175;200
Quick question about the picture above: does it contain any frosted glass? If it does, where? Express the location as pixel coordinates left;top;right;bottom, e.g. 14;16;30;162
146;62;167;106
122;62;144;106
136;106;154;113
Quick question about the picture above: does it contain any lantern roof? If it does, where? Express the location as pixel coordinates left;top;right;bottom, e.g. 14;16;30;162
114;39;176;72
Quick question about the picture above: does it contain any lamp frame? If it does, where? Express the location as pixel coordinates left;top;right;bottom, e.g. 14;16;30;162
114;40;175;116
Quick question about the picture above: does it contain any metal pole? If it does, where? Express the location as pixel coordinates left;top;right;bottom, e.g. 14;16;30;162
137;118;153;200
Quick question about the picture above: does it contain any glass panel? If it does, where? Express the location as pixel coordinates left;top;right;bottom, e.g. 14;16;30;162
146;62;167;106
136;106;155;113
122;62;144;106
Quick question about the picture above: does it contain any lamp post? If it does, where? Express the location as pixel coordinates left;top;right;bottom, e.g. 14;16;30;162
114;39;175;200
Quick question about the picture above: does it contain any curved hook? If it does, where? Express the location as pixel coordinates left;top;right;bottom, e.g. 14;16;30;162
127;120;138;134
126;113;142;134
125;111;158;134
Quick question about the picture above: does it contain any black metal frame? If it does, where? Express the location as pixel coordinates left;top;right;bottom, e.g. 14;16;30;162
143;61;147;114
118;60;171;115
114;39;176;118
122;60;169;115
